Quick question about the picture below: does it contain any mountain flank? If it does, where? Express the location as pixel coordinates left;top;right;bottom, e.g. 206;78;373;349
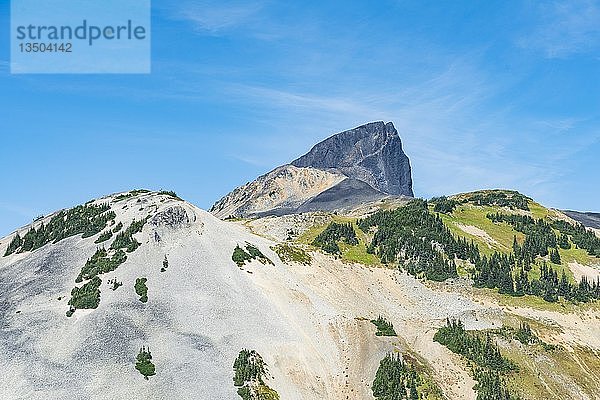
2;187;600;400
562;210;600;229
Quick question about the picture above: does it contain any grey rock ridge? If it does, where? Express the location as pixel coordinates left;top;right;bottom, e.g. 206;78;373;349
562;210;600;229
210;121;413;218
291;121;413;197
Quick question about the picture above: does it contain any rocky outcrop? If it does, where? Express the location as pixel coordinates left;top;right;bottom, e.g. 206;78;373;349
151;206;191;228
211;121;413;218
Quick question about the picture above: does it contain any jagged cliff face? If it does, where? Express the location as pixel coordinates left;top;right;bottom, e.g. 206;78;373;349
211;121;413;218
291;121;413;197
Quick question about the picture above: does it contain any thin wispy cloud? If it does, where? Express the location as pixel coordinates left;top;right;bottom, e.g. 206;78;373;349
518;0;600;58
172;1;265;34
226;84;389;120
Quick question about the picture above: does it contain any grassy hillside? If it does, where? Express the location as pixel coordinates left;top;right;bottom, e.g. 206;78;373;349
298;190;598;277
437;191;598;277
435;203;522;255
296;215;380;266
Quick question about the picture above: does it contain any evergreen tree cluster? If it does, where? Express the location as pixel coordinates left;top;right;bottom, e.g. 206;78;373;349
514;322;535;345
4;203;115;256
473;251;519;295
158;190;182;200
134;277;149;303
68;219;147;316
430;196;459;214
471;252;569;301
371;353;421;400
466;191;530;211
76;247;127;283
246;244;274;265
112;221;123;233
434;319;521;400
233;349;267;387
233;245;253;267
110;218;148;253
551;220;600;257
371;316;397;336
557;233;571;250
67;276;102;316
480;213;600;302
433;319;516;372
114;189;151;201
233;349;279;400
487;213;557;261
496;322;557;351
94;230;113;244
135;346;156;380
358;199;598;303
311;222;358;254
232;243;273;267
358;200;470;281
473;368;520;400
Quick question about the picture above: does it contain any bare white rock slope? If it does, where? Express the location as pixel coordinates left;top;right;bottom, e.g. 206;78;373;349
0;191;494;400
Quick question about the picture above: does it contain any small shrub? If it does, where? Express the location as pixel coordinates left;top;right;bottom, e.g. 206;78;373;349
161;255;169;272
371;315;397;336
135;346;156;380
108;277;123;291
135;277;148;303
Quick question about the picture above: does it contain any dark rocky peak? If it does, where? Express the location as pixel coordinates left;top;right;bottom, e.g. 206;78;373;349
291;121;413;196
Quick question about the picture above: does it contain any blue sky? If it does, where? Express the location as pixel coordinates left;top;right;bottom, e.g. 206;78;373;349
0;0;599;236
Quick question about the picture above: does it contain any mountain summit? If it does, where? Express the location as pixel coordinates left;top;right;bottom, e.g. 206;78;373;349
291;121;413;197
211;121;413;218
